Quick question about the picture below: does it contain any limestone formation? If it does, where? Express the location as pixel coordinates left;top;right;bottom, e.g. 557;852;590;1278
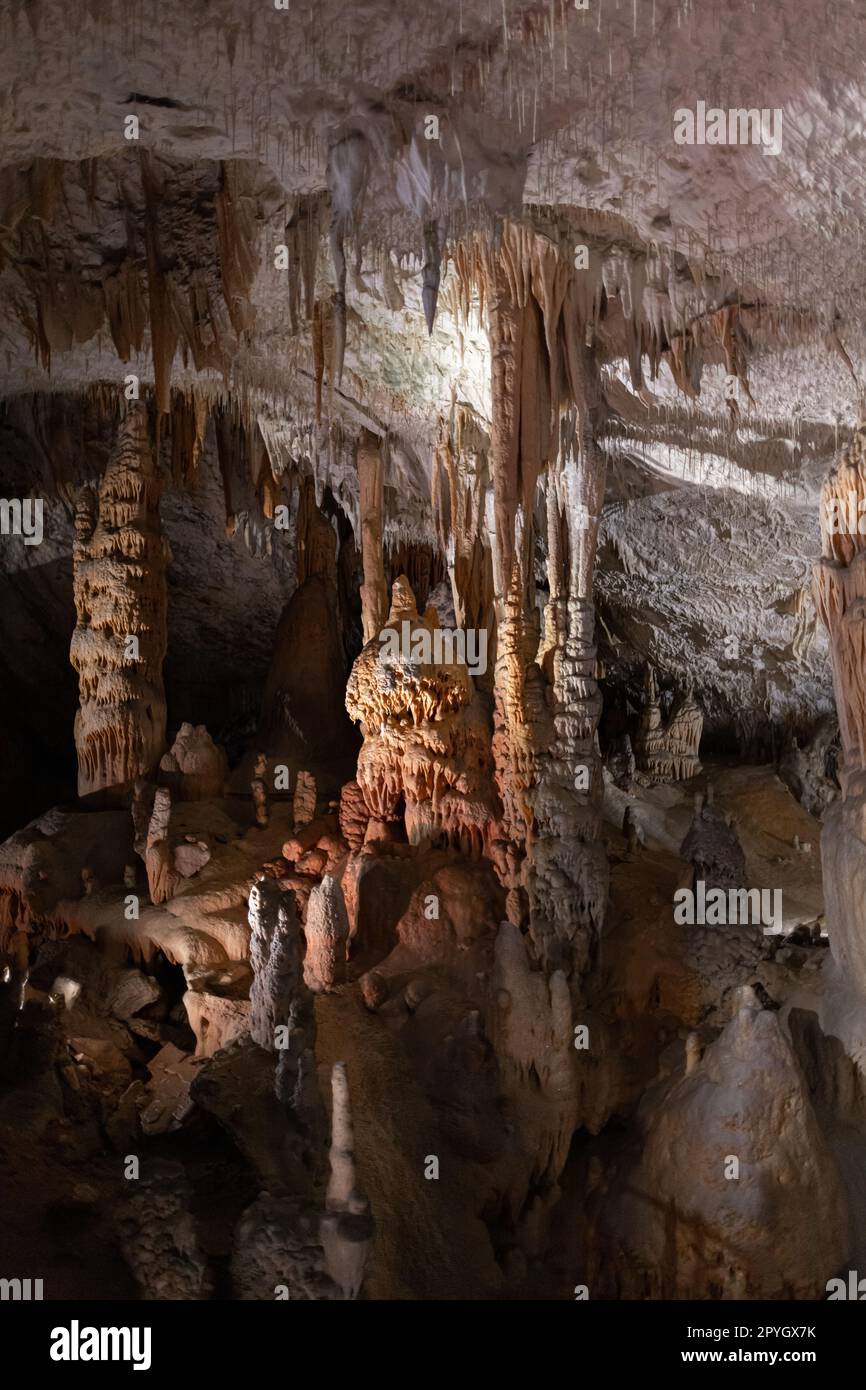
247;880;319;1132
320;1062;374;1299
338;780;369;850
346;576;497;857
70;405;169;796
293;771;317;829
159;723;227;800
589;1005;848;1298
144;788;180;905
251;752;269;828
679;793;747;893
634;668;703;784
303;875;349;992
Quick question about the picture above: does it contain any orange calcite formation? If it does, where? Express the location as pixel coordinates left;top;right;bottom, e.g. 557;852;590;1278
345;576;498;857
338;781;369;850
467;223;610;971
70;405;169;796
293;771;317;829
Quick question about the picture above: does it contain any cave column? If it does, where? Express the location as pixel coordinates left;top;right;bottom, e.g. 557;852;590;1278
813;429;866;995
483;227;608;973
356;428;388;643
69;402;169;796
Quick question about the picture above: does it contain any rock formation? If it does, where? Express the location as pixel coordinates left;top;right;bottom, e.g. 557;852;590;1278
159;723;227;800
320;1062;374;1298
679;791;748;893
293;771;317;829
589;1000;848;1298
346;575;497;856
634;668;703;783
248;879;319;1130
70;405;169;796
251;752;269;828
303;875;349;993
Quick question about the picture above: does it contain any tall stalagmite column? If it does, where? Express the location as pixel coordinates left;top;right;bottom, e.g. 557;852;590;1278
70;404;168;796
480;223;609;975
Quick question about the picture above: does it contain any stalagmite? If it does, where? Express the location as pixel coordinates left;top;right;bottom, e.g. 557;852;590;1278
303;874;349;992
145;788;180;905
634;668;703;783
252;752;269;828
345;576;497;854
470;222;610;973
320;1061;373;1299
293;771;316;828
338;780;369;850
159;723;227;800
679;794;747;893
248;880;319;1131
70;404;168;797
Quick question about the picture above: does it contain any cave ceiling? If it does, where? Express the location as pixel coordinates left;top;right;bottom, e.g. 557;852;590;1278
1;0;864;730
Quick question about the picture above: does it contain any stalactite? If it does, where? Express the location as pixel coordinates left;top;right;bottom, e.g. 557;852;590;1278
312;296;336;423
139;153;179;425
170;389;209;486
69;403;169;796
214;161;260;340
296;475;337;586
325;131;369;386
356;428;388;643
284;192;329;333
432;407;494;637
422;219;442;335
102;257;148;362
